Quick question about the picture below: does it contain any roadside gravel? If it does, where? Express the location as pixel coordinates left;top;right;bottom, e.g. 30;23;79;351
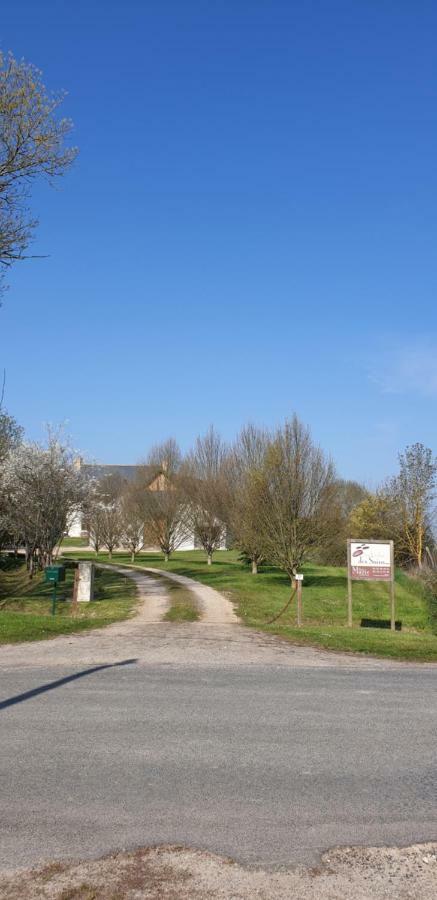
1;843;437;899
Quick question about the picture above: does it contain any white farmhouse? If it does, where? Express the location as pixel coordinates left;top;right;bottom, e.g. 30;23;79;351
67;459;226;552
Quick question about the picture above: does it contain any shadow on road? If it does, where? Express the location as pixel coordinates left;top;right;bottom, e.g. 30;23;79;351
0;659;138;711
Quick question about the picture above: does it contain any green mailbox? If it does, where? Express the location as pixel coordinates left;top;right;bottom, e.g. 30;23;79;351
44;565;66;616
44;565;66;584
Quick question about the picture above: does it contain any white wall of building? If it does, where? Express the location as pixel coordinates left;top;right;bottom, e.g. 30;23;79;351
67;509;83;538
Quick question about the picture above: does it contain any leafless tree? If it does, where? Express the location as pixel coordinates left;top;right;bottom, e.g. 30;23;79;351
141;438;189;561
99;507;123;560
148;437;182;476
0;52;78;299
390;443;436;568
228;424;271;574
255;415;336;582
317;478;368;565
349;444;437;568
120;483;145;562
95;473;124;560
182;427;229;565
84;498;106;556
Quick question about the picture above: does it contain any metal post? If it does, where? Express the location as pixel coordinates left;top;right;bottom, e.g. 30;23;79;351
52;582;57;617
347;539;353;627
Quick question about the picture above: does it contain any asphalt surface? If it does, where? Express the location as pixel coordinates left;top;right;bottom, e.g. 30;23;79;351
1;660;437;870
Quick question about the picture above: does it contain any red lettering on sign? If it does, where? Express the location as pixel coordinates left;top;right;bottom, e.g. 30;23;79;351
351;565;391;581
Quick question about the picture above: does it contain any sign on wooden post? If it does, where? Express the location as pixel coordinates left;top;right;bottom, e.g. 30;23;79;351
347;540;395;630
295;573;304;627
71;567;80;615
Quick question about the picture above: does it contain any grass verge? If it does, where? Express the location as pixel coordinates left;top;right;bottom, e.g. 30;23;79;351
0;557;138;644
67;549;437;661
163;580;200;622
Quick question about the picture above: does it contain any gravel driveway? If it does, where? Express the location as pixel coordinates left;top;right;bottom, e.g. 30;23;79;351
1;564;434;671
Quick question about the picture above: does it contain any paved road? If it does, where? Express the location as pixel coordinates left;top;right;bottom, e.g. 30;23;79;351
1;659;437;870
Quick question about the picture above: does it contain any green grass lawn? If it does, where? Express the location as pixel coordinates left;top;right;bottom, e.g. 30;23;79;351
0;557;139;644
67;549;437;661
61;536;89;547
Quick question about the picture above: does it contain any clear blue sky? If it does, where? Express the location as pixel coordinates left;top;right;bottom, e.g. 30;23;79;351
1;1;436;485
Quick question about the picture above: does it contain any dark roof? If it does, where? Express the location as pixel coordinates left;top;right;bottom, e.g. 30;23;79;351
82;464;157;484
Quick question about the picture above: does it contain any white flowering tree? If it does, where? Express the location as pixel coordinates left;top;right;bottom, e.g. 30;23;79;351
3;431;88;575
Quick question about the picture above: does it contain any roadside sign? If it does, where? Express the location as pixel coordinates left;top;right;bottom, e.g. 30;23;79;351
347;539;395;631
349;541;392;581
293;574;304;626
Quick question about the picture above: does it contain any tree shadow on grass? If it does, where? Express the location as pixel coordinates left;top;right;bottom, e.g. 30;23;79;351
303;574;347;589
0;659;138;711
0;554;24;573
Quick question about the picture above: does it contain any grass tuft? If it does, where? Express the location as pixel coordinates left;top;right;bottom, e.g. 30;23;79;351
163;580;199;622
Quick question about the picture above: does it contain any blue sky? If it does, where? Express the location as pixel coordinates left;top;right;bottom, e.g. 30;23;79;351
1;1;436;485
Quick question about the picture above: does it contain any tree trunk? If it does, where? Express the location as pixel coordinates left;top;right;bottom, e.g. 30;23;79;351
207;553;212;565
251;559;258;575
164;552;169;563
417;523;423;568
108;548;112;560
131;551;135;562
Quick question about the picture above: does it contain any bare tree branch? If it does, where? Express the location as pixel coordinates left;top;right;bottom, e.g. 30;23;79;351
182;427;229;565
0;51;78;299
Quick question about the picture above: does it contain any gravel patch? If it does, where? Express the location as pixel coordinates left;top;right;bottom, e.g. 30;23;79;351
100;567;171;623
1;842;436;899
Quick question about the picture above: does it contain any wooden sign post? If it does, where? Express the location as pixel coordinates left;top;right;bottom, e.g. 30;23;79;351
71;567;79;616
295;573;304;627
347;539;395;630
389;539;395;632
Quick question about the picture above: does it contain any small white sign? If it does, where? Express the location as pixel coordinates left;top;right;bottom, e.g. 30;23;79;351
295;574;304;581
